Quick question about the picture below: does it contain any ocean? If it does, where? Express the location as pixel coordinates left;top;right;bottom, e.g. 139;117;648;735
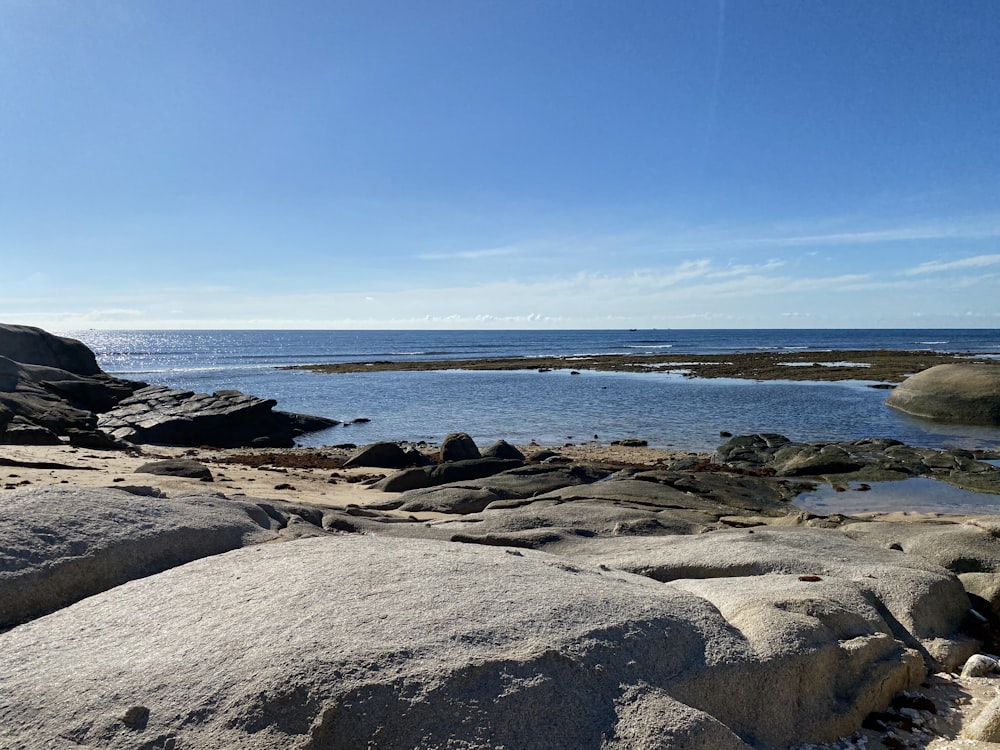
64;329;1000;453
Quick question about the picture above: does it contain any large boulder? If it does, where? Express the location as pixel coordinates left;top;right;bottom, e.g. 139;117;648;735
0;535;929;749
0;486;282;627
887;362;1000;425
0;324;101;376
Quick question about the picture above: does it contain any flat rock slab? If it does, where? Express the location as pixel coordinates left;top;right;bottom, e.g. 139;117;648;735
0;535;926;749
0;486;281;627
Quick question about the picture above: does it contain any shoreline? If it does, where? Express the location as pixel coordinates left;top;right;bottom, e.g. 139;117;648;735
284;348;997;383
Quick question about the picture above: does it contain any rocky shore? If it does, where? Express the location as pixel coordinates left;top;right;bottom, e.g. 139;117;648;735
5;325;1000;748
285;348;991;383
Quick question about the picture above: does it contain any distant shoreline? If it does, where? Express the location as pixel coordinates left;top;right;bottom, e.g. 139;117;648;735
285;348;998;383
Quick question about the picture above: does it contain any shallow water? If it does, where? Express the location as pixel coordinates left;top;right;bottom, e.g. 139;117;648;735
65;328;1000;453
795;478;1000;516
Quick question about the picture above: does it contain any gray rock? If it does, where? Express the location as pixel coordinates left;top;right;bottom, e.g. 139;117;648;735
0;535;928;749
134;458;214;480
0;417;63;445
440;431;481;462
0;486;281;627
371;458;524;493
770;444;864;476
887;362;1000;426
0;323;100;376
481;439;526;461
961;653;999;677
344;441;410;469
0;355;18;391
566;527;969;653
396;486;504;514
65;427;130;450
98;385;335;448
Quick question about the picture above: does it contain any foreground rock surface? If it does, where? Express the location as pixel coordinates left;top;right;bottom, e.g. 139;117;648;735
0;534;932;750
0;486;283;627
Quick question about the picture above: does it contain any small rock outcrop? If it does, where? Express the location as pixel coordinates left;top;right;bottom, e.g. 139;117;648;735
887;362;1000;425
713;434;1000;489
97;385;338;448
0;324;338;448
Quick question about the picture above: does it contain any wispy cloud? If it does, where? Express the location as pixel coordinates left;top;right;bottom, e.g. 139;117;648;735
417;245;524;261
901;254;1000;275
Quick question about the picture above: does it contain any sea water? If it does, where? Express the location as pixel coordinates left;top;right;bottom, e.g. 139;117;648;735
64;329;1000;453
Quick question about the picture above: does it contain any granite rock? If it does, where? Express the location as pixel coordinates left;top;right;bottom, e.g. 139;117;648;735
0;535;929;749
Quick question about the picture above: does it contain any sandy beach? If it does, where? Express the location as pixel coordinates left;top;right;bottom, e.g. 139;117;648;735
0;441;700;510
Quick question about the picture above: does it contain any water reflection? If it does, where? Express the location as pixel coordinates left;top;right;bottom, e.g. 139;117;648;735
795;477;1000;516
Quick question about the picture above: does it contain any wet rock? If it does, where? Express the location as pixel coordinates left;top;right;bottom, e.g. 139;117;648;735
770;444;864;476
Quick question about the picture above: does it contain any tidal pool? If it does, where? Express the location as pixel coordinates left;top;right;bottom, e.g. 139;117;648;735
795;477;1000;516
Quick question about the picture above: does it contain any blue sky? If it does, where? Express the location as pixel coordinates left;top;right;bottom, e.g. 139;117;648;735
2;1;998;330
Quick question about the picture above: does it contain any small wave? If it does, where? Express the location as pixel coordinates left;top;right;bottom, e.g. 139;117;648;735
916;341;948;345
624;344;673;349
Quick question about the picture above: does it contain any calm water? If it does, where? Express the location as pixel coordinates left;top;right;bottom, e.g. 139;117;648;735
63;329;1000;453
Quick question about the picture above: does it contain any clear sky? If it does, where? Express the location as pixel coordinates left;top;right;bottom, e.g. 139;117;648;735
2;1;999;330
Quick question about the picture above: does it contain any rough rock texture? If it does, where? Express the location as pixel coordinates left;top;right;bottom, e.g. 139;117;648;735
0;535;929;749
713;433;1000;491
564;528;970;654
0;486;282;627
887;362;1000;426
0;324;100;376
98;385;338;448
